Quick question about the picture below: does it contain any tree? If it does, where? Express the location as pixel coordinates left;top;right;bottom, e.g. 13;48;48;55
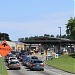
50;34;54;37
66;17;75;40
25;37;29;41
61;34;67;38
44;34;50;37
0;33;11;41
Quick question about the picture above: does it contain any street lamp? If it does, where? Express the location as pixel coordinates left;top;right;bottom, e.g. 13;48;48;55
58;27;61;51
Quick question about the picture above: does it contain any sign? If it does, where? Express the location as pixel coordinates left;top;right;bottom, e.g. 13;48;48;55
55;54;58;58
0;40;12;57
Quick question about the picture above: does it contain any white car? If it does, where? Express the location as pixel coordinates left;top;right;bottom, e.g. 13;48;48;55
8;59;21;70
8;57;17;63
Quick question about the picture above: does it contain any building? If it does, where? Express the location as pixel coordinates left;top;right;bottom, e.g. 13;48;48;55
12;41;25;51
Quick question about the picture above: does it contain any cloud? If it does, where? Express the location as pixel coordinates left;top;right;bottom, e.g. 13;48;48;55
0;10;73;40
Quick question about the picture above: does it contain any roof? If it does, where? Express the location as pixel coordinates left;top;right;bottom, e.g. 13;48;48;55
11;59;19;62
12;41;25;45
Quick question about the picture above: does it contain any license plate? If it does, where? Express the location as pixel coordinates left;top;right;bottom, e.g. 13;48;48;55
37;65;39;66
13;64;16;66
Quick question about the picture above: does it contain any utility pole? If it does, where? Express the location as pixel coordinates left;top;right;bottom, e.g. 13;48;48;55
58;27;61;51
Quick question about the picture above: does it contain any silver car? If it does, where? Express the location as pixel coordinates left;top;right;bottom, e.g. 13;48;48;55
8;60;21;70
30;59;44;71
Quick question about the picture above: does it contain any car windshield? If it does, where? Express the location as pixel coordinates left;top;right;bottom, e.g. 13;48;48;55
31;56;38;59
33;60;43;63
9;54;13;57
10;61;19;64
10;58;16;60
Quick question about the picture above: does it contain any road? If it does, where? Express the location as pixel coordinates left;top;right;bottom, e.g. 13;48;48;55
6;54;74;75
7;65;51;75
7;64;74;75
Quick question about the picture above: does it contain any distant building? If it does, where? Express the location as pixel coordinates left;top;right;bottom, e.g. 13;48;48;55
12;41;25;51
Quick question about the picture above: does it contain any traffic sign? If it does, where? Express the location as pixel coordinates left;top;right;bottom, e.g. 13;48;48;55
0;40;12;57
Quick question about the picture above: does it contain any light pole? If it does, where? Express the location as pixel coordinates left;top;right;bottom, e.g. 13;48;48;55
58;27;61;51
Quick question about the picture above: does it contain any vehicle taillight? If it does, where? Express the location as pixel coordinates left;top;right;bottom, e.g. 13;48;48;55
40;63;44;66
17;64;20;66
31;64;35;66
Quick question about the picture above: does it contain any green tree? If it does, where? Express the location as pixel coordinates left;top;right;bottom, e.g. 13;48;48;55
0;33;11;41
50;34;54;37
66;17;75;40
44;34;50;37
25;37;29;41
61;34;67;38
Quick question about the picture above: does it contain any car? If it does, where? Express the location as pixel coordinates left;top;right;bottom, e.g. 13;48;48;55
8;57;17;63
15;52;21;59
5;53;14;62
29;59;44;71
22;56;30;66
8;59;21;70
26;59;34;68
19;55;27;62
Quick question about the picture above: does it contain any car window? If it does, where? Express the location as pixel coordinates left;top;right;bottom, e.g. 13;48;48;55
31;56;38;59
10;58;16;60
10;61;19;64
33;60;43;63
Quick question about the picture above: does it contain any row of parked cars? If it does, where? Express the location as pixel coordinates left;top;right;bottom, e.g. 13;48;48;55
4;52;44;71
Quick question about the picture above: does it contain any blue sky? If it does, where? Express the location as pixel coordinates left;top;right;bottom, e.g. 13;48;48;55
0;0;74;41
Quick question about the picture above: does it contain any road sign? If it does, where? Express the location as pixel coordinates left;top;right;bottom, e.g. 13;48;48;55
55;54;58;58
0;40;12;57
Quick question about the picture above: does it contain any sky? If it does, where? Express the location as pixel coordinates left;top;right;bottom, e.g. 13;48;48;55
0;0;74;41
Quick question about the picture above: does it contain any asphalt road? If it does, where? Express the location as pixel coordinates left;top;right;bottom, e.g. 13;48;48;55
6;54;75;75
7;65;52;75
7;64;74;75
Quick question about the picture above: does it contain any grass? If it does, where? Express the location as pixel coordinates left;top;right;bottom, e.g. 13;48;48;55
45;54;75;74
0;57;8;75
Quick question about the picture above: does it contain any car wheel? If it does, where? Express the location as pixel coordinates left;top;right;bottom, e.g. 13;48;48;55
30;68;33;71
41;69;44;71
18;68;21;70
